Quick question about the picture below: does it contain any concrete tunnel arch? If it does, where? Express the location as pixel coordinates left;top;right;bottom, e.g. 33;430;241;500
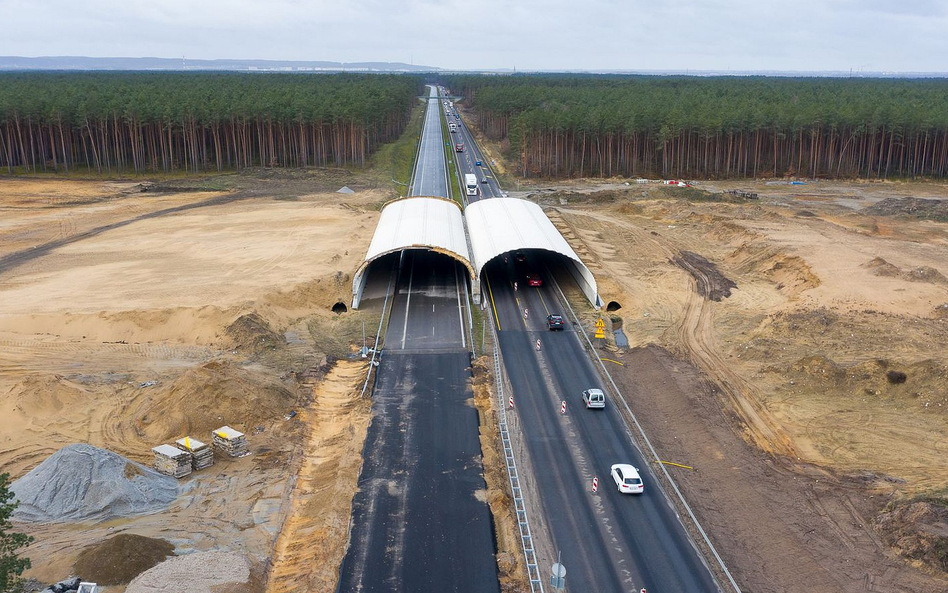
352;196;475;309
465;198;601;308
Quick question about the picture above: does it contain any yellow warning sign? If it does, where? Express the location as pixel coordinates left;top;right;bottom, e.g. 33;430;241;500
594;328;606;339
595;318;606;329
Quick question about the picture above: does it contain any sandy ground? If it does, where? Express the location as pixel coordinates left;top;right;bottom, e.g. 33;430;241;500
542;178;948;591
0;174;384;589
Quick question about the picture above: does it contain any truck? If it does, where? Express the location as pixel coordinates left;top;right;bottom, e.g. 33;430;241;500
449;122;457;133
465;174;478;196
455;143;464;152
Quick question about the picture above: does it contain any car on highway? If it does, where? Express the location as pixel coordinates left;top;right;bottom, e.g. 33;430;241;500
514;252;527;263
527;274;542;287
547;314;565;330
481;177;489;184
611;464;644;494
475;160;482;166
582;388;605;409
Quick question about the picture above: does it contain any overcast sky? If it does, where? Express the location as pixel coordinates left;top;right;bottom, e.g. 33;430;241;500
1;0;946;72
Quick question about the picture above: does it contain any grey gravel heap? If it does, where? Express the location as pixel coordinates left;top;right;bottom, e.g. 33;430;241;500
39;577;82;593
175;437;214;470
11;444;178;523
151;444;192;478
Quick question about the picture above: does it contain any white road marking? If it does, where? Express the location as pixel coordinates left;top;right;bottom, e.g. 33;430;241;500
401;255;415;349
455;263;466;347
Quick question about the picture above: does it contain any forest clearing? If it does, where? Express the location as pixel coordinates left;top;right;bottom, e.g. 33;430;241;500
1;169;946;592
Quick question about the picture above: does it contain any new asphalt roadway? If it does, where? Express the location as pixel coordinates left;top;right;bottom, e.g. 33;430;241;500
337;88;499;593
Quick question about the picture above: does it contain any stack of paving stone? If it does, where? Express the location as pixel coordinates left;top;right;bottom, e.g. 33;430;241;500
151;444;192;478
211;426;247;457
175;437;214;470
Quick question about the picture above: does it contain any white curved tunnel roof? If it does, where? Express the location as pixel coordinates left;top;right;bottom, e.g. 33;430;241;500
351;196;473;308
466;198;600;307
352;196;600;309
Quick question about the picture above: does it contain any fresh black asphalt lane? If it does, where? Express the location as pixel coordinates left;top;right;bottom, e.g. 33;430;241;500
337;88;499;593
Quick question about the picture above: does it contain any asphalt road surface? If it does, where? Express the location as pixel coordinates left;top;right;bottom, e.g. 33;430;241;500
484;258;720;592
409;85;450;198
441;99;503;203
338;90;499;593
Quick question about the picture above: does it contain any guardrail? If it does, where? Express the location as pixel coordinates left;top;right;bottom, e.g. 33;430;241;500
546;270;742;593
489;318;544;593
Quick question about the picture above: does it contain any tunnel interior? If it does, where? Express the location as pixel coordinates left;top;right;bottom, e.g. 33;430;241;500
354;249;472;310
482;248;578;296
606;300;622;312
332;302;348;314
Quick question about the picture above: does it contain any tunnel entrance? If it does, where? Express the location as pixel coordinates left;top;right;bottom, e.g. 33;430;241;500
606;301;622;312
332;302;348;314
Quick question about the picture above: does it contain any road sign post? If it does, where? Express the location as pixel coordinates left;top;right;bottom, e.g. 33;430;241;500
592;476;599;493
560;401;567;415
536;339;541;351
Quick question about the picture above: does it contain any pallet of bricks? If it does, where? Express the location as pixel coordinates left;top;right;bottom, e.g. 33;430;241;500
152;444;192;478
212;426;247;457
176;436;214;470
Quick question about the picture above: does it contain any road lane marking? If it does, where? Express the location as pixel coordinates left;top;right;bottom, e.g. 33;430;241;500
485;275;502;331
536;288;551;316
454;262;466;347
401;254;414;349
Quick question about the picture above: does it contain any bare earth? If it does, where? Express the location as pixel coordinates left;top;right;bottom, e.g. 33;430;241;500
4;172;948;593
0;173;384;590
541;178;948;592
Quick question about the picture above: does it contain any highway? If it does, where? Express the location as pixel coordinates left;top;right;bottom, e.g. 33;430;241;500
337;87;499;592
443;83;722;591
440;99;503;203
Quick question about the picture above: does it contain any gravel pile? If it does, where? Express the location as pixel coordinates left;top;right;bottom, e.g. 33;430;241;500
11;444;178;523
124;551;251;593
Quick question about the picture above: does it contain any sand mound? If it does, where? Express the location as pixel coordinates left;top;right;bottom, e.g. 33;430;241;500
11;444;177;523
727;244;820;296
125;551;251;593
778;355;948;402
874;497;948;573
132;360;297;443
905;266;948;285
864;257;903;278
73;534;175;585
9;375;89;416
225;312;285;354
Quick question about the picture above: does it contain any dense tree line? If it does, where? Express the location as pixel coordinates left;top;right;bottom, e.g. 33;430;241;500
443;75;948;179
0;73;423;174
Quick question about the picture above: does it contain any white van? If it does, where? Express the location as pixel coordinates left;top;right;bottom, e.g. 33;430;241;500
582;388;605;409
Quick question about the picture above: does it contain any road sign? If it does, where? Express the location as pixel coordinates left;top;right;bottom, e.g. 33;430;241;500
551;563;566;590
594;328;606;339
508;396;514;409
594;318;606;339
592;476;599;493
560;401;567;414
536;339;541;351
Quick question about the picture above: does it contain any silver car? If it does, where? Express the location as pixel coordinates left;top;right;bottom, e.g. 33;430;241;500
582;388;605;409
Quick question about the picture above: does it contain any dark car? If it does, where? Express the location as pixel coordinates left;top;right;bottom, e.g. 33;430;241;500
547;314;565;330
514;251;527;263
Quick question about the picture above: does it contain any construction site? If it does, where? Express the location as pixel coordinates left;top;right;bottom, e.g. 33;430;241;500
2;169;948;593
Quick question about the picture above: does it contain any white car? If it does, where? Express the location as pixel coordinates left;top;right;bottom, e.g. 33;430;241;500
582;388;605;409
611;464;644;494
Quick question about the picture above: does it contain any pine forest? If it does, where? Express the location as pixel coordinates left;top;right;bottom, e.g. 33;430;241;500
0;72;422;174
445;75;948;180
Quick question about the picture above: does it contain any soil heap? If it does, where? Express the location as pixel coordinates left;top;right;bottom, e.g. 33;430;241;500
11;444;177;523
73;534;175;585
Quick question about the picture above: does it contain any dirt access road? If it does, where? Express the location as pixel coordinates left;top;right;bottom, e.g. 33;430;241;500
541;178;948;592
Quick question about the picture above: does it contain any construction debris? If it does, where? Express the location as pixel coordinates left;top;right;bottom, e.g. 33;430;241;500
175;437;214;470
152;444;192;478
38;577;82;593
212;426;248;457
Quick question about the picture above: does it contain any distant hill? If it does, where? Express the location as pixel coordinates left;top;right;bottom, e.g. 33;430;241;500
0;56;439;72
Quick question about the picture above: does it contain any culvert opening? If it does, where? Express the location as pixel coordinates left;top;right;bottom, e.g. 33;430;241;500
606;301;622;312
332;302;348;314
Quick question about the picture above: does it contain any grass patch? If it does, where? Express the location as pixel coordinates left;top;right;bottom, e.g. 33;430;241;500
368;99;426;193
